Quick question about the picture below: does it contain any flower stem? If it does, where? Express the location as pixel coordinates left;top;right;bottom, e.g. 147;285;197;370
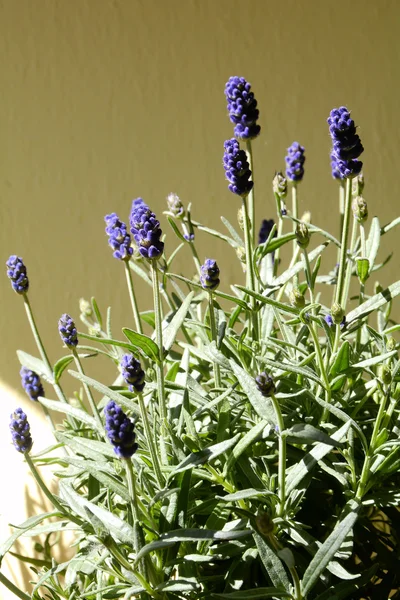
137;393;164;488
246;140;255;246
208;293;221;388
270;393;286;517
151;261;168;465
335;178;352;306
342;215;358;311
242;196;259;340
125;458;140;522
292;184;299;285
72;349;103;431
125;262;143;334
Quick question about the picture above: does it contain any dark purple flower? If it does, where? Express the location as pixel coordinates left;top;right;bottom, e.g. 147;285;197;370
10;408;33;454
255;372;276;397
20;367;44;402
324;314;346;329
104;213;133;261
58;314;78;347
328;107;363;178
6;256;29;294
223;138;253;197
285;142;306;182
200;259;220;291
129;198;164;260
121;354;145;393
104;400;138;459
330;150;344;180
225;76;260;140
258;219;276;245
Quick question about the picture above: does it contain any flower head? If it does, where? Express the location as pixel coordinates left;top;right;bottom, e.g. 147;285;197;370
330;150;344;180
10;408;33;453
167;193;185;218
121;354;145;393
58;314;78;347
200;259;220;291
104;213;133;261
325;314;346;329
223;138;253;197
285;142;306;182
20;367;44;401
273;172;288;199
130;198;164;260
258;219;275;245
6;255;29;294
225;76;260;140
255;372;276;397
328;107;363;178
104;400;138;459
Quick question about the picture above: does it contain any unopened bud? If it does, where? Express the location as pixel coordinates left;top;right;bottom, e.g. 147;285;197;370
79;298;92;317
235;246;246;263
352;173;364;196
386;337;397;352
237;206;246;231
378;364;392;386
352;196;368;223
289;287;305;308
167;193;185;218
255;372;276;397
273;171;287;199
296;223;310;249
375;282;384;294
256;512;275;536
331;302;345;325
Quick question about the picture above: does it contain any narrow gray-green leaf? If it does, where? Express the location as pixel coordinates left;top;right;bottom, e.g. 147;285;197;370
352;349;397;369
163;291;194;351
212;589;292;599
63;457;130;501
347;280;400;323
283;424;345;448
273;243;329;287
365;216;380;271
68;370;140;416
171;434;240;475
229;360;276;423
223;421;268;476
16;350;54;383
38;397;98;429
0;512;59;562
217;489;277;502
123;328;159;362
253;532;291;591
235;286;298;316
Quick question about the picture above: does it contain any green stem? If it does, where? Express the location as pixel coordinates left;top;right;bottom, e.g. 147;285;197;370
335;178;352;306
270;394;286;517
125;458;140;522
292;185;299;285
342;215;358;311
151;262;168;464
246;140;255;246
189;240;202;276
302;249;315;307
242;196;259;340
0;572;31;600
125;262;143;334
72;349;103;431
137;393;164;488
208;293;221;388
307;322;332;421
273;204;284;278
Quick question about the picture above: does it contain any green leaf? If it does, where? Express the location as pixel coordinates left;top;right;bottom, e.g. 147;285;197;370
16;350;54;383
223;421;269;476
253;531;291;591
352;350;397;369
217;489;277;502
220;216;244;246
234;286;298;316
38;397;98;429
168;273;249;309
123;328;160;362
163;291;194;351
167;216;187;243
283;424;345;448
365;216;380;271
62;457;130;501
0;512;59;563
329;341;350;377
78;331;139;352
212;589;292;599
55;432;115;461
53;355;74;383
229;360;277;424
261;356;326;389
171;434;240;475
313;565;378;600
347;280;400;323
286;421;352;494
356;258;370;284
301;502;360;596
91;296;103;327
156;578;200;593
273;243;329;287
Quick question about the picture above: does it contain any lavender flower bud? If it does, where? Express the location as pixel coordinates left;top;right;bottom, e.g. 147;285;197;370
224;76;261;140
167;193;185;218
328;107;363;179
352;173;365;196
235;246;246;263
285;142;306;182
386;337;397;352
255;372;276;397
223;138;253;197
295;223;310;249
104;400;138;459
58;314;78;347
184;233;195;242
121;354;145;393
10;408;33;454
79;298;92;317
272;172;288;199
200;259;220;291
331;302;345;325
6;255;29;294
289;287;305;309
237;206;246;230
352;196;368;223
330;150;344;180
104;213;133;261
325;314;346;329
20;367;44;402
129;198;164;260
258;219;275;245
378;364;392;386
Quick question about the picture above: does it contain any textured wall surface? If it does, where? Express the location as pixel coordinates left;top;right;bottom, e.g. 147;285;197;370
1;0;399;595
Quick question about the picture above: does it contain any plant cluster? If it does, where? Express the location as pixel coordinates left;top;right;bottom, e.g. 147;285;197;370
2;76;400;600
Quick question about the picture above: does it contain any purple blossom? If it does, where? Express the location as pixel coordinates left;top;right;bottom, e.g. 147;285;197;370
225;76;260;140
223;138;253;197
200;259;220;291
6;255;29;294
20;367;44;402
285;142;306;182
330;150;344;180
328;107;363;178
121;354;145;393
104;400;138;459
324;314;346;329
255;372;276;397
10;408;33;454
58;314;78;347
129;198;164;260
104;213;133;261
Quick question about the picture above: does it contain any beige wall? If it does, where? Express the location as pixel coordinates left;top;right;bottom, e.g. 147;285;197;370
1;0;400;596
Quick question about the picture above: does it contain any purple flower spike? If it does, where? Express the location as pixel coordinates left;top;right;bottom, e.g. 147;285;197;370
58;313;78;347
20;367;44;402
10;408;33;454
285;142;306;182
328;107;363;179
223;138;253;197
121;354;145;393
200;259;220;291
129;199;164;260
104;213;133;261
104;400;138;459
6;255;29;294
330;150;344;180
225;76;260;140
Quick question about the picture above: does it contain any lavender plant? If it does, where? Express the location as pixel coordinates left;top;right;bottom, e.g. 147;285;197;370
3;84;400;600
